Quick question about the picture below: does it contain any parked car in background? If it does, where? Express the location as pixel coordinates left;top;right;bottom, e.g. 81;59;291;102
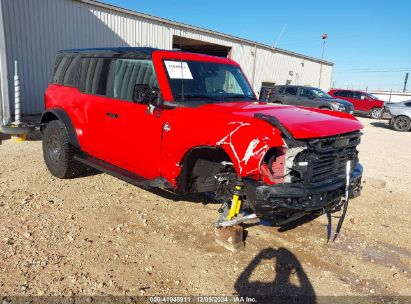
268;85;354;114
383;100;411;131
328;89;384;119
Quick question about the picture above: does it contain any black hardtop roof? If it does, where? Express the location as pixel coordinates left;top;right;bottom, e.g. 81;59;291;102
58;47;159;59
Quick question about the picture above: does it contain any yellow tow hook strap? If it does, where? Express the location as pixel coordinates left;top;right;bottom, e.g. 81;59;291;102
227;185;243;221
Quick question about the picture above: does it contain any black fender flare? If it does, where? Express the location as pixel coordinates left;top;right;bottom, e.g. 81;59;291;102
40;108;80;148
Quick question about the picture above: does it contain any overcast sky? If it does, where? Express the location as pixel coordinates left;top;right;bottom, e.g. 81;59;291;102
103;0;411;91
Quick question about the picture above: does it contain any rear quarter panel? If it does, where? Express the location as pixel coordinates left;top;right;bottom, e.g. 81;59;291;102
44;84;87;146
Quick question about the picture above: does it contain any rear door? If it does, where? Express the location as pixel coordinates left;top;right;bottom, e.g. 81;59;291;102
76;57;114;158
283;86;299;105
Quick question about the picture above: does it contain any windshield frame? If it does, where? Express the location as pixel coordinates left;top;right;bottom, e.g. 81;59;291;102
163;59;257;104
151;50;257;104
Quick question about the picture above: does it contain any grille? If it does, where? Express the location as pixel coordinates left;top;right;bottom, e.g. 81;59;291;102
292;132;361;184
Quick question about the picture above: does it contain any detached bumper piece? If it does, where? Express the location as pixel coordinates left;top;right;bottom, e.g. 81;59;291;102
244;163;363;226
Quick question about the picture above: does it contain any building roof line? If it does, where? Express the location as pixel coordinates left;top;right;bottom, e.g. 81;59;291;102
78;0;334;66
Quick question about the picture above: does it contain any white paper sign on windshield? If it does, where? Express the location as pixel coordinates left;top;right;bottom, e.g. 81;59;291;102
164;61;193;79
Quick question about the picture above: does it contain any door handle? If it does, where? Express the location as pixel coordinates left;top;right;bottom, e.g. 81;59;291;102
106;112;120;119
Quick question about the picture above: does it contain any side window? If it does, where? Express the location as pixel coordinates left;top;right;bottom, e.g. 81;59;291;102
299;88;313;98
107;59;158;101
404;101;411;107
333;91;344;97
352;92;362;99
343;91;353;98
79;58;111;95
285;87;297;95
276;86;285;94
53;54;81;87
360;93;367;100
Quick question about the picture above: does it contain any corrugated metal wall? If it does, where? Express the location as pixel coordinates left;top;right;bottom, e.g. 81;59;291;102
1;0;333;115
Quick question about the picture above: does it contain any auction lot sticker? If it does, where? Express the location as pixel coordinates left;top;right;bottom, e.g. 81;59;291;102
164;60;193;79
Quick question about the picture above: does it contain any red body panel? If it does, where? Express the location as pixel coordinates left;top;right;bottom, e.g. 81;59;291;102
329;89;384;112
45;52;363;189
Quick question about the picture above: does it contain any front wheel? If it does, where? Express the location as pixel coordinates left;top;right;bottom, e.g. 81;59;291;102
42;120;84;178
392;116;411;132
370;107;382;119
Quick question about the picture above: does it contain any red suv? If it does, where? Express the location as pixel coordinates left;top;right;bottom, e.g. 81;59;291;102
328;89;384;119
40;47;363;226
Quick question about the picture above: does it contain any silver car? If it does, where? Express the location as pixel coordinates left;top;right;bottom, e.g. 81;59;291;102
384;100;411;132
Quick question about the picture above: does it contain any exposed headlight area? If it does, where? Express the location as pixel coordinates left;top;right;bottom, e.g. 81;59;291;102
331;102;347;112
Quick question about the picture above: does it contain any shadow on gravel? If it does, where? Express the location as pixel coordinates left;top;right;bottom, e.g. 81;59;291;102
277;213;322;232
141;187;221;204
370;121;392;130
235;247;316;304
0;130;42;142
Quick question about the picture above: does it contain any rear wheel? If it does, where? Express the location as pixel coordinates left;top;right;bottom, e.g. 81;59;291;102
392;116;411;132
370;107;382;119
42;120;84;178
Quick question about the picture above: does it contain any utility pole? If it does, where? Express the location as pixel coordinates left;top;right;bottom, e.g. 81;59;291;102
318;33;328;88
404;72;409;92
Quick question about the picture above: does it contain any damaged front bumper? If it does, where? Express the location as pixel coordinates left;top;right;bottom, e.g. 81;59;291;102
244;163;363;225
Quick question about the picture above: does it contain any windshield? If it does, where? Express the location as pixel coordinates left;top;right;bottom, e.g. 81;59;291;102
164;60;257;103
368;93;378;99
311;88;333;99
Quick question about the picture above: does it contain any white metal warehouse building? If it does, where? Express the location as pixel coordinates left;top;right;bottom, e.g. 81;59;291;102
0;0;333;125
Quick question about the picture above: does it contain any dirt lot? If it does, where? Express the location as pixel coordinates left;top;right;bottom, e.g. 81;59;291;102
0;117;410;299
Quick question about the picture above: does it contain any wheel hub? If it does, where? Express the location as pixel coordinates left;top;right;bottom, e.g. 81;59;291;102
396;118;408;130
371;108;381;118
48;136;61;163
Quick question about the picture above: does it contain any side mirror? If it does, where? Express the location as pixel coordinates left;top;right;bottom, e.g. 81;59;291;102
133;84;164;107
150;87;164;107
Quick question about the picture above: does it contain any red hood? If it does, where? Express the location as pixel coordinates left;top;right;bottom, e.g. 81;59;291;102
199;102;363;139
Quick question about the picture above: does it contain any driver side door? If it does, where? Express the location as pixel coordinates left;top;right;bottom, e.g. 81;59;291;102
105;58;165;179
297;87;317;107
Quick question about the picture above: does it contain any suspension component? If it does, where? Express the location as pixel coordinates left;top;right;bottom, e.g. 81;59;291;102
227;181;244;221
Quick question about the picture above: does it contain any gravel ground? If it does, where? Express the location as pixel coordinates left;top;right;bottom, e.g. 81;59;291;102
0;117;410;299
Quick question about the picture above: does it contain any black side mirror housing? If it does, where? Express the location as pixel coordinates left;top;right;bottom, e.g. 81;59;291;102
133;84;164;107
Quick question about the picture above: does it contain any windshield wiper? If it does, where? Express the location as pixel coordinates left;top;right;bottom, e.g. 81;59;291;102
175;93;218;101
222;94;257;100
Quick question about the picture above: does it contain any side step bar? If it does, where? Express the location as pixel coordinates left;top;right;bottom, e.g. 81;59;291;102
74;153;171;189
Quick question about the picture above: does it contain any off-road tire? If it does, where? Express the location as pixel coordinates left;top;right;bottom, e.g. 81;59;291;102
42;120;83;178
370;107;382;119
392;116;411;132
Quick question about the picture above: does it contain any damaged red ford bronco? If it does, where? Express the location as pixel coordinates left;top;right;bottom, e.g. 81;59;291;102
41;48;363;227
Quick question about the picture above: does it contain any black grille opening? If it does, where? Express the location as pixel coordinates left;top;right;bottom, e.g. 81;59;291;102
291;132;361;184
